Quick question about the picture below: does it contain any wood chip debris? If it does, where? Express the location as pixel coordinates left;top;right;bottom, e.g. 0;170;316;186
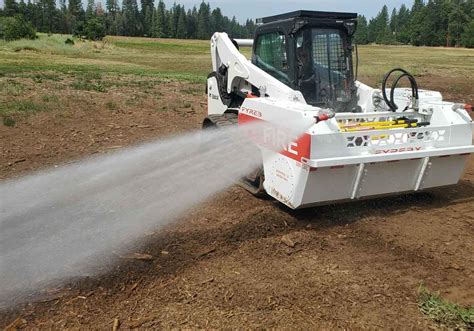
197;277;215;286
112;318;120;331
129;281;140;291
280;235;296;248
196;247;216;258
7;159;26;166
120;253;154;261
5;317;27;330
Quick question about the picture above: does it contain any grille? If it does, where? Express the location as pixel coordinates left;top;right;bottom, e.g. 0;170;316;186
256;33;287;72
345;129;447;148
312;32;346;72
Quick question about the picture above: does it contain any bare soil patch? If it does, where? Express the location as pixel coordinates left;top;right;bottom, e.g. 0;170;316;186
0;73;473;329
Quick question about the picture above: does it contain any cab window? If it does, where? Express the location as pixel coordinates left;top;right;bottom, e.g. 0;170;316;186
254;32;289;85
295;28;351;106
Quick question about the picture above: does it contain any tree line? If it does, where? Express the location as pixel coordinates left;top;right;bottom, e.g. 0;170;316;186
355;0;474;48
1;0;473;47
0;0;256;40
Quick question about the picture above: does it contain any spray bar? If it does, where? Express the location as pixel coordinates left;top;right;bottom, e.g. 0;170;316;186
340;119;430;132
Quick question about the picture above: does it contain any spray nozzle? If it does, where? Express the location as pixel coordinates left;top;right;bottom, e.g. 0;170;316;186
314;111;335;123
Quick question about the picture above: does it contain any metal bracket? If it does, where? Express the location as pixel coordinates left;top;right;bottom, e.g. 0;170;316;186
414;157;430;191
351;163;366;199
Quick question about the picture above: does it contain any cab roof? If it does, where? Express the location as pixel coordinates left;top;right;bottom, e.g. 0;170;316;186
257;10;358;24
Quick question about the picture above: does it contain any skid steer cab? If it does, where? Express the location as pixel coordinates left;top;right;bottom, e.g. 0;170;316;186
202;10;474;209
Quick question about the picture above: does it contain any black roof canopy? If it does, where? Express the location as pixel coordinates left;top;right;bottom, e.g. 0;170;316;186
257;10;357;24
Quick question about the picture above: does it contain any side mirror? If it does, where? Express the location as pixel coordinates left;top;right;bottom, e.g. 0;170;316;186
344;21;357;36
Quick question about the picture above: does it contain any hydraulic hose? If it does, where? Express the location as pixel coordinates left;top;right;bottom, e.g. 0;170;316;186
390;73;415;111
382;68;419;112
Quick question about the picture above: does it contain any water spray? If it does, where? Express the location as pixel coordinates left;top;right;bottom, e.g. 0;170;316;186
0;117;313;307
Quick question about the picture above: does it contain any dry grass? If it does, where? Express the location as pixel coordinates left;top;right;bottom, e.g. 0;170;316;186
1;34;473;86
356;45;474;86
0;34;473;121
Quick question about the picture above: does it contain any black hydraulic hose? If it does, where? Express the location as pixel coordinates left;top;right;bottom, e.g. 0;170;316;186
384;68;419;110
354;43;359;81
382;68;419;112
390;73;417;111
382;70;397;111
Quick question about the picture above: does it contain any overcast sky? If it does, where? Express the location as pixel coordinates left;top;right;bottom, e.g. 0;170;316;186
0;0;414;22
181;0;414;22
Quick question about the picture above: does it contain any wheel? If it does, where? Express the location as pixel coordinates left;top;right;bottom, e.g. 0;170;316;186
202;113;238;129
202;112;266;197
239;166;266;197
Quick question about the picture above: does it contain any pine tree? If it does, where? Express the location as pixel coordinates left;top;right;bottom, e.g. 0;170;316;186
186;6;198;38
448;0;469;46
171;3;180;37
390;8;398;41
229;16;240;37
355;15;369;44
115;11;125;35
210;7;223;33
165;9;174;37
68;0;84;35
140;0;152;25
155;0;167;37
397;4;411;44
106;10;117;35
143;5;152;36
68;0;82;17
461;20;474;47
367;18;377;43
18;0;27;17
95;3;104;16
106;0;118;14
375;5;391;44
176;7;186;39
151;7;157;37
419;0;435;45
56;0;68;33
197;1;210;39
245;18;255;38
86;0;95;20
417;0;446;46
39;0;58;33
4;0;19;16
104;0;117;35
122;0;139;36
26;0;41;29
409;0;425;45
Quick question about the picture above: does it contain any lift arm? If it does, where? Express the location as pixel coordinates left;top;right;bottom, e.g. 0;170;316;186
210;32;306;103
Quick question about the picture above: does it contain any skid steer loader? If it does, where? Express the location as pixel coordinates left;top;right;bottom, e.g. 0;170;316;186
202;10;473;209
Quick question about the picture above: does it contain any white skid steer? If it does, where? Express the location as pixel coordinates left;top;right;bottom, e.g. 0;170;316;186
202;10;474;209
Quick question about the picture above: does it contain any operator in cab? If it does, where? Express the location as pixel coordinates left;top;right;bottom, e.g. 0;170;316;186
296;45;316;102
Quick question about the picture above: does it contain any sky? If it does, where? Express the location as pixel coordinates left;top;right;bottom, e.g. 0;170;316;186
180;0;414;22
0;0;415;22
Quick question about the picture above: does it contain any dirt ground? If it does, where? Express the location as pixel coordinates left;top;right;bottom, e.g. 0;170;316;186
0;74;473;329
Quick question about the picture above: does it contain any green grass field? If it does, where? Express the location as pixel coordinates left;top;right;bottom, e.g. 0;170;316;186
0;34;210;82
0;33;473;119
1;33;473;84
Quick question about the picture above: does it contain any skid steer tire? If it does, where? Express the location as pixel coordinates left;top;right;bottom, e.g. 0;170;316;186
202;112;266;197
202;113;238;129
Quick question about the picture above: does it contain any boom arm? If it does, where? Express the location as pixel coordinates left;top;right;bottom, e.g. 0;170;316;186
210;32;306;103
